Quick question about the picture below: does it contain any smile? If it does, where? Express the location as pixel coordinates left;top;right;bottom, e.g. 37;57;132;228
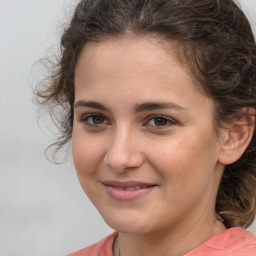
114;186;150;190
102;181;157;201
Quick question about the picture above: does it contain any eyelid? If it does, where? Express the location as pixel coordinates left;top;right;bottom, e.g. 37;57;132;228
78;112;177;130
144;114;177;129
79;113;110;127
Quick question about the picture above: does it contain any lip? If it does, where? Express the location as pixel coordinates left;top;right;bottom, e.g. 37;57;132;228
102;180;157;201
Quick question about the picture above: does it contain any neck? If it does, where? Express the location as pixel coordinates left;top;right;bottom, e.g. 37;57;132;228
118;214;226;256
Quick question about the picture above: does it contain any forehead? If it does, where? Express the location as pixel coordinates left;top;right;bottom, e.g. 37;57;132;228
75;35;205;93
74;36;214;118
75;36;193;88
76;36;173;70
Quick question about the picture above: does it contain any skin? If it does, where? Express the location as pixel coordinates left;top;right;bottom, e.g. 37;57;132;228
72;36;229;256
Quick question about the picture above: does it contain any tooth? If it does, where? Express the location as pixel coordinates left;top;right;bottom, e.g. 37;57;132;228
112;185;151;190
125;187;135;190
115;186;125;190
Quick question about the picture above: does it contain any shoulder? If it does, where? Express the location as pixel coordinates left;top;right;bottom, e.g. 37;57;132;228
227;227;256;255
67;232;117;256
187;227;256;256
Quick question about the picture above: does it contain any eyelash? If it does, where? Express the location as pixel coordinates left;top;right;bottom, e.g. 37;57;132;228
80;113;110;128
79;113;177;130
145;115;177;129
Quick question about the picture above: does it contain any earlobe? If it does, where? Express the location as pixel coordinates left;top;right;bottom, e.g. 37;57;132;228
218;108;255;165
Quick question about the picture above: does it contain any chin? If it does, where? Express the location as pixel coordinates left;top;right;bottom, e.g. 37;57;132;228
103;214;151;234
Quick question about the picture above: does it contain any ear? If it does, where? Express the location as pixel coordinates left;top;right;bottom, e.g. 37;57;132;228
218;107;255;165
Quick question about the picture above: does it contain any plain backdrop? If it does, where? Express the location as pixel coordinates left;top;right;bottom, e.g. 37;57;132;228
0;1;256;255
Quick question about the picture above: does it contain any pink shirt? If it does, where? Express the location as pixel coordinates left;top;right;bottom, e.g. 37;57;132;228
67;227;256;256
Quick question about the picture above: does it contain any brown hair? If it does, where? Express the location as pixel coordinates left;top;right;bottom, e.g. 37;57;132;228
35;0;256;228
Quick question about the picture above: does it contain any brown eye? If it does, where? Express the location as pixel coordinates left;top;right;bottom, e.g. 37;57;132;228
80;113;108;127
146;115;176;129
154;117;168;126
92;115;105;124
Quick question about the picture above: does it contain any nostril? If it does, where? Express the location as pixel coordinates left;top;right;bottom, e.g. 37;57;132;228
103;130;145;172
103;147;144;172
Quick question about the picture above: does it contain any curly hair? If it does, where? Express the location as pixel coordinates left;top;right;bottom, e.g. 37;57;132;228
35;0;256;228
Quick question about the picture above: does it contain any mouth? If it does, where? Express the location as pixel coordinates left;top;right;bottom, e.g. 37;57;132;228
102;180;157;201
112;185;153;190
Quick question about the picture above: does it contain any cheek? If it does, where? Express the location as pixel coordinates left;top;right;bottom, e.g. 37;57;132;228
147;134;218;181
72;133;106;201
72;131;105;176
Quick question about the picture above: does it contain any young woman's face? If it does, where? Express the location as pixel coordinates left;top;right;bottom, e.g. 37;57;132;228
72;37;225;235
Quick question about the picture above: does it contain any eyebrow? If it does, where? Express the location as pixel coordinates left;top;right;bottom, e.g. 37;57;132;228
74;100;111;112
133;102;187;113
74;100;187;114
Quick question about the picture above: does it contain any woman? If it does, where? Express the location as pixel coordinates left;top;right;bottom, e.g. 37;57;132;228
36;0;256;255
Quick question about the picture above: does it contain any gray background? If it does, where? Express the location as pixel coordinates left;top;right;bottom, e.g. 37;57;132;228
0;1;255;255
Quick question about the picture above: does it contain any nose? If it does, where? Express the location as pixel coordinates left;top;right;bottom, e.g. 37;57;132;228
103;127;145;173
